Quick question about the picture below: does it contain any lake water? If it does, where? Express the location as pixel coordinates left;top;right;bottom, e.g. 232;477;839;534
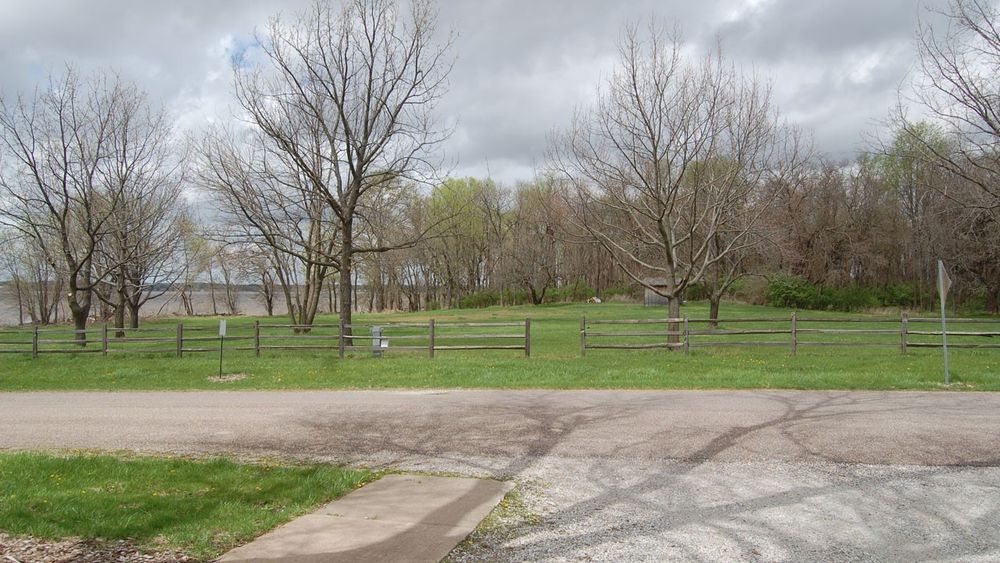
0;289;336;327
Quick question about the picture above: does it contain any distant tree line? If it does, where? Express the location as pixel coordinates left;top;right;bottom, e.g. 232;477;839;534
1;0;998;344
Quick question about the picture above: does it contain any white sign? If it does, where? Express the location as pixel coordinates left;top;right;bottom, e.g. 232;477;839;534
938;260;952;304
219;319;227;337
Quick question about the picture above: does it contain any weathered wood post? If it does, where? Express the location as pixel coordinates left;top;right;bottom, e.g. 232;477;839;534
579;316;586;357
176;323;183;358
683;315;690;356
254;320;261;358
338;319;346;359
429;319;435;359
524;318;531;358
900;312;908;355
101;323;109;356
790;311;798;357
31;325;38;359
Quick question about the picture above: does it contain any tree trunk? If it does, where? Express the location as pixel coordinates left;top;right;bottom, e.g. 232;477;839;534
13;277;24;326
340;232;353;335
114;299;126;338
708;294;721;328
127;299;141;330
181;287;195;316
208;266;219;316
667;295;681;345
114;279;127;338
68;298;89;347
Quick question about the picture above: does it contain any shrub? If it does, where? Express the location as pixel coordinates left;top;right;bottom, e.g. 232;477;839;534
874;283;916;308
765;274;819;309
458;291;499;309
765;275;923;312
684;282;707;301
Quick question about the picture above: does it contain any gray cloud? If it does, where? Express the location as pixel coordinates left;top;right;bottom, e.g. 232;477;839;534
0;0;951;182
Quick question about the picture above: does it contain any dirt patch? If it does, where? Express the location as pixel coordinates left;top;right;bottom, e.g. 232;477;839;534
0;533;193;562
207;373;247;383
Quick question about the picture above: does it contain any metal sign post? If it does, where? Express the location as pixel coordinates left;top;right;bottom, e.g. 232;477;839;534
937;260;951;385
218;319;227;378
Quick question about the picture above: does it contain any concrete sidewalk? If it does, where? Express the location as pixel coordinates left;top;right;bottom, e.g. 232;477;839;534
218;474;513;562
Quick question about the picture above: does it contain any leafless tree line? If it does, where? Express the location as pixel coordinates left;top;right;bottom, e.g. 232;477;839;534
2;0;1000;341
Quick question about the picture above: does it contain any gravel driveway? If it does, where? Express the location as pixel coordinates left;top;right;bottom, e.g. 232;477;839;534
2;389;999;561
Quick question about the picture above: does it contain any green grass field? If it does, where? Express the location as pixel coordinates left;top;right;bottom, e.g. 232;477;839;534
0;452;371;560
0;301;997;391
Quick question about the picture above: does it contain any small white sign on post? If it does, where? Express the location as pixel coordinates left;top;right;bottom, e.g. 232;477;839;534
219;319;227;337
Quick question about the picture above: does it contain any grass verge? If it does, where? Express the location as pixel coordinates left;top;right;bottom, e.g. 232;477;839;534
0;452;372;560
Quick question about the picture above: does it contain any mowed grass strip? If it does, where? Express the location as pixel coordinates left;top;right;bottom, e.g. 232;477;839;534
0;301;997;391
0;452;372;560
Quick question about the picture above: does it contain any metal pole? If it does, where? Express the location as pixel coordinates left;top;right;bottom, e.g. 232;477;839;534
219;334;224;378
941;292;950;385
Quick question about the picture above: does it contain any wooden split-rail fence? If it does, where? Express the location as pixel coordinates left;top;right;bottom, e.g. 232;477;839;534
579;312;1000;356
0;319;531;359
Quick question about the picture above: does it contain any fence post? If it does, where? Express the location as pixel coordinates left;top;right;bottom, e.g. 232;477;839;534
524;318;531;358
176;323;183;358
338;319;346;359
254;320;261;358
102;323;109;356
31;325;38;359
900;312;908;355
790;311;797;357
683;315;689;355
428;319;435;359
580;316;586;357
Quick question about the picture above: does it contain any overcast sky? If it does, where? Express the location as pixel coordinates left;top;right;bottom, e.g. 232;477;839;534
0;0;948;184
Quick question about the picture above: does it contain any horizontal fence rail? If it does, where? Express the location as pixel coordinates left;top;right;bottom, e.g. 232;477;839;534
0;318;532;360
580;313;1000;356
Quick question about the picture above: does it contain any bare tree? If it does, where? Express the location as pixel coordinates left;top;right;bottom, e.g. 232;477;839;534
551;24;784;330
0;233;64;325
94;95;184;333
0;69;166;344
903;0;1000;217
175;214;212;317
202;0;452;331
892;0;1000;310
507;181;564;305
233;244;280;316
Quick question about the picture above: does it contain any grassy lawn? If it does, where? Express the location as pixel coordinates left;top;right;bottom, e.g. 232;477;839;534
0;301;997;391
0;452;372;560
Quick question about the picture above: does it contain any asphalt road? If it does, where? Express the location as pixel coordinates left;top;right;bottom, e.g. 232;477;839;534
3;389;1000;561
